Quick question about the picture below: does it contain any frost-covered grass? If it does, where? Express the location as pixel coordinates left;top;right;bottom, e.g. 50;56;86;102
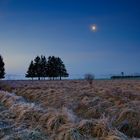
0;80;140;139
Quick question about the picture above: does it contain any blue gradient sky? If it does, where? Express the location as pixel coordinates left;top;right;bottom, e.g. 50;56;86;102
0;0;140;78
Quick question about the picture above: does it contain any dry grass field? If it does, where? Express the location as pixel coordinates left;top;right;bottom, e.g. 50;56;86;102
0;79;140;140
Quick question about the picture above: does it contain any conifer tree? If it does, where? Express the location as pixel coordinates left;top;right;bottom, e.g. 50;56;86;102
40;55;47;79
26;60;35;80
0;55;5;79
34;56;42;80
47;56;68;80
47;56;58;80
56;57;68;80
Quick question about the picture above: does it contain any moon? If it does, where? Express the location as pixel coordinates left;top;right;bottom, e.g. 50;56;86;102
91;25;96;32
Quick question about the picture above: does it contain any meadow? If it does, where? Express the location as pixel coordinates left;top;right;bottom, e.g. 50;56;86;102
0;79;140;140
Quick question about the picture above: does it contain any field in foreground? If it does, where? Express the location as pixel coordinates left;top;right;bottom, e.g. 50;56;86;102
0;80;140;140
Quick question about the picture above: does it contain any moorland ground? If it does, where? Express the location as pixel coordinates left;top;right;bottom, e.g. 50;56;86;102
0;79;140;140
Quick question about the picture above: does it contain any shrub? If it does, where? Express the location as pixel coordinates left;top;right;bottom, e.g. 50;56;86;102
84;74;95;86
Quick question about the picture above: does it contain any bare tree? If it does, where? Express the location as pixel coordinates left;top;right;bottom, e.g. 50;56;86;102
85;73;95;86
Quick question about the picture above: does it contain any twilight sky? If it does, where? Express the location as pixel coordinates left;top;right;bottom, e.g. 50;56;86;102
0;0;140;79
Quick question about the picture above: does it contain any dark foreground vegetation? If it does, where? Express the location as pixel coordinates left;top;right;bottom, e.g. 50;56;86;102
0;80;140;139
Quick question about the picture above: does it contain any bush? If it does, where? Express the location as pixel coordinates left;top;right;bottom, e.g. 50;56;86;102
84;74;95;85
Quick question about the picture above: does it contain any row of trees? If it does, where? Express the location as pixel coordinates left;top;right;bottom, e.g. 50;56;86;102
26;55;69;80
0;54;68;80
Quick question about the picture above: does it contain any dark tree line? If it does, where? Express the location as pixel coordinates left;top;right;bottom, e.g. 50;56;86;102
0;55;5;79
26;55;69;80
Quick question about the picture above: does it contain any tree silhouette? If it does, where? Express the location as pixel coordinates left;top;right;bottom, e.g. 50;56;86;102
56;57;69;80
26;55;69;80
26;60;35;80
46;56;69;80
34;56;42;80
0;55;5;79
40;55;47;79
85;73;94;86
47;56;58;80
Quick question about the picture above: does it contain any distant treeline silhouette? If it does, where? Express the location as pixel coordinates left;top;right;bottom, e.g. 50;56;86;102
111;75;140;79
26;55;69;80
